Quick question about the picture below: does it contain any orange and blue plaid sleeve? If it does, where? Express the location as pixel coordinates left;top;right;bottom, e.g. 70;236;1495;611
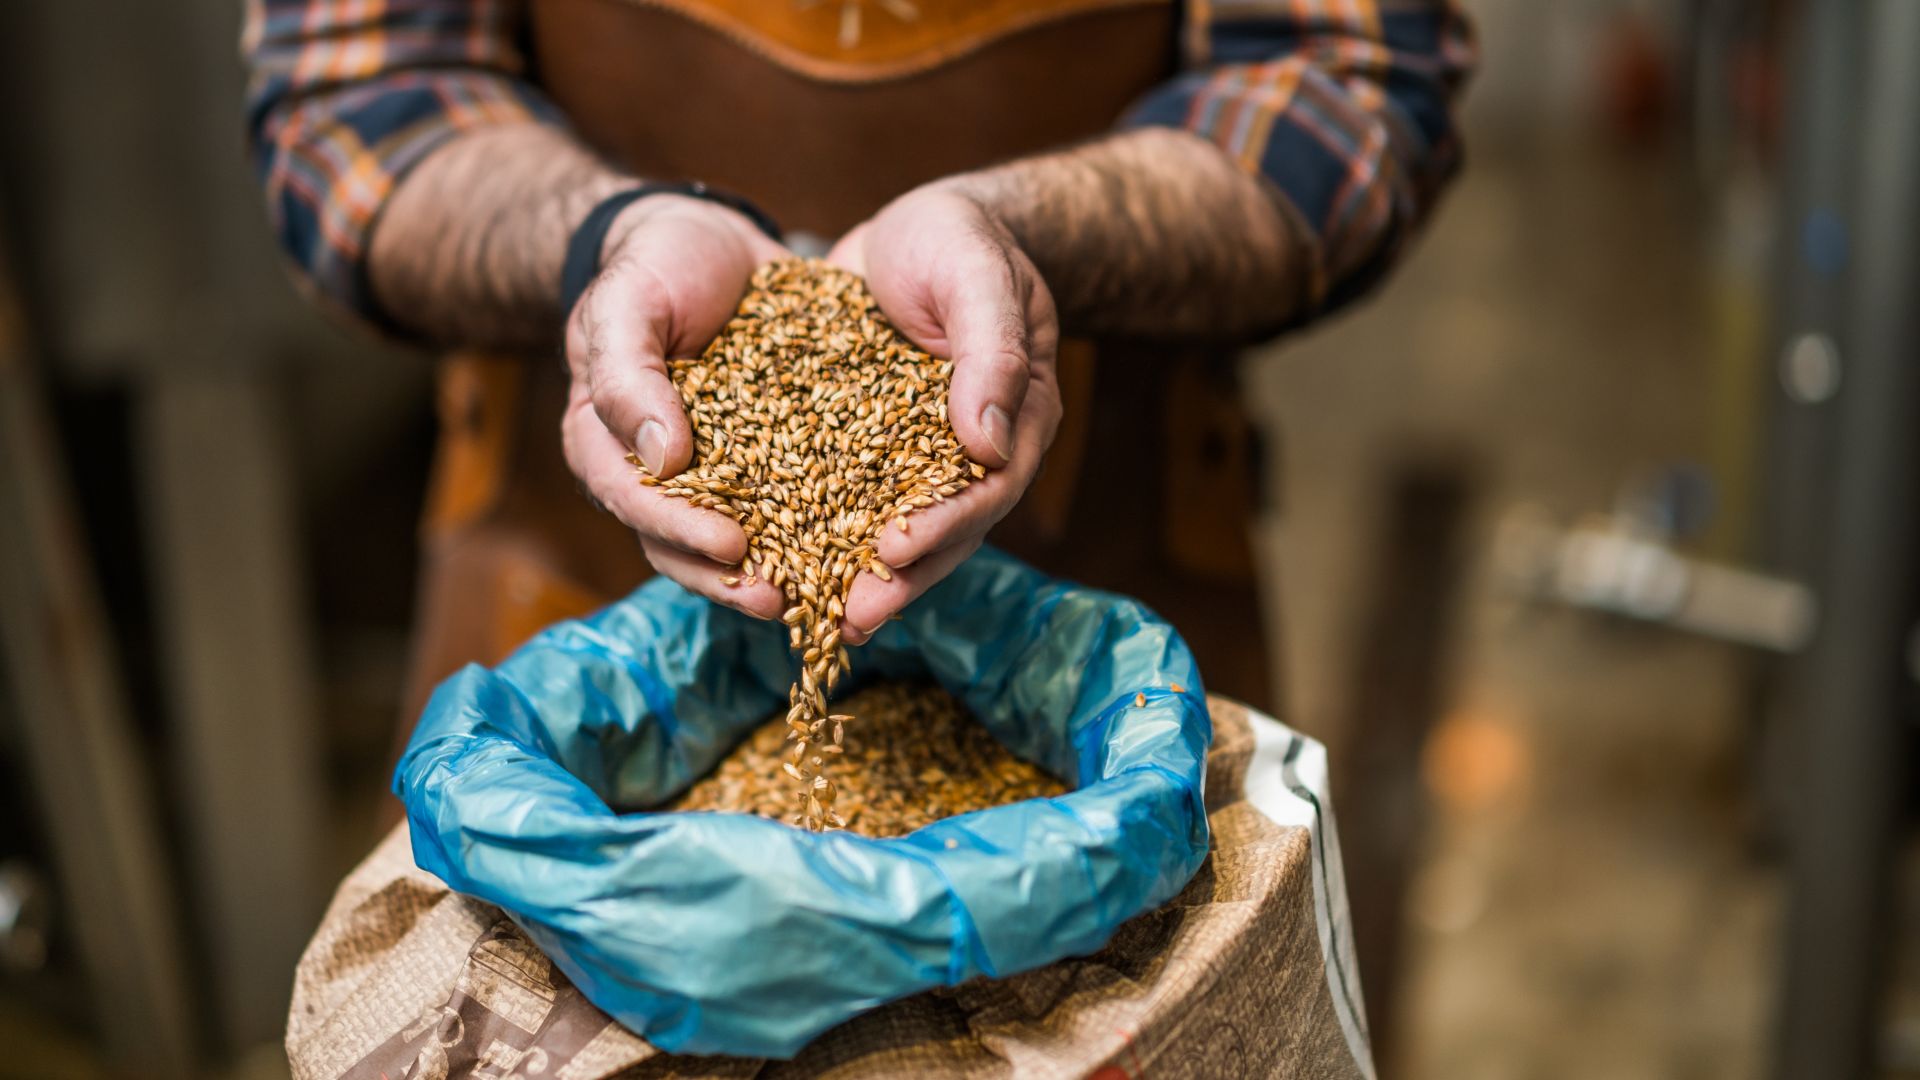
1129;0;1475;323
243;0;562;326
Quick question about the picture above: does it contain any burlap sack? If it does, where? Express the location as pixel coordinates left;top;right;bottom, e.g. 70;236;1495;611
287;698;1373;1079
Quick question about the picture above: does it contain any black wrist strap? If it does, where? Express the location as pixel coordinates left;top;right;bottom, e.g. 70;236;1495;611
559;182;781;320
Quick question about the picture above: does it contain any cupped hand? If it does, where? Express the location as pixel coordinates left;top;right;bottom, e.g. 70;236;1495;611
827;184;1063;643
562;194;790;619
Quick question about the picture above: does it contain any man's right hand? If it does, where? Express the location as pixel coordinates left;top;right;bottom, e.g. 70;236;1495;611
562;194;790;619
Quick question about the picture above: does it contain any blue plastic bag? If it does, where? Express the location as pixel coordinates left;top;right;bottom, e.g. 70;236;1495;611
395;546;1211;1058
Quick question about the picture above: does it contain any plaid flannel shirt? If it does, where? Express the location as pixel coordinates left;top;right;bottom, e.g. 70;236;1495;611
243;0;1474;330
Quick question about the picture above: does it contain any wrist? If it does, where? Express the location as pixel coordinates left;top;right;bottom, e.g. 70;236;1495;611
935;128;1227;260
927;159;1076;282
602;193;716;261
560;183;781;319
927;171;1018;234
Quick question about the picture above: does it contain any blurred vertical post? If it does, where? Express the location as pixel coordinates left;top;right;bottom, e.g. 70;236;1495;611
1771;0;1920;1075
1335;456;1475;1068
138;374;328;1051
158;0;331;1048
1755;0;1859;846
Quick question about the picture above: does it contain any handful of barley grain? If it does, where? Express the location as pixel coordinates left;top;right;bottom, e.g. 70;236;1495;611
638;259;983;830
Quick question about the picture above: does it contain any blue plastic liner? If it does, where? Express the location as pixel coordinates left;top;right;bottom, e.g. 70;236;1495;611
396;546;1211;1058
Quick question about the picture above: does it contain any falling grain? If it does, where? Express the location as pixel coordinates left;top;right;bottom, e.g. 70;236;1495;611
636;259;981;830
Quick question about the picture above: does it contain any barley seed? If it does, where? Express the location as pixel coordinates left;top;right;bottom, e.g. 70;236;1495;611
635;259;981;830
665;683;1067;837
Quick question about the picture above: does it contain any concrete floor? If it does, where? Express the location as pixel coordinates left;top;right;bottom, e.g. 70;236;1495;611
1245;133;1786;1078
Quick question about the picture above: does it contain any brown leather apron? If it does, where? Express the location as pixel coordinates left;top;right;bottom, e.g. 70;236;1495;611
399;0;1274;745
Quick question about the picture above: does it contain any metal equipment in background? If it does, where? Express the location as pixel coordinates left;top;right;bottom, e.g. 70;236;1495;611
1483;4;1920;1072
1503;2;1920;1073
1762;2;1920;1077
1492;467;1816;656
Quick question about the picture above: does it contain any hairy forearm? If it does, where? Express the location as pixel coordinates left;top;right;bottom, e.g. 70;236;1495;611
951;127;1307;341
368;124;631;350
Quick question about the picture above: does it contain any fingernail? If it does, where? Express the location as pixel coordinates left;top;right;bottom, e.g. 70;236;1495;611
980;404;1012;461
635;419;666;475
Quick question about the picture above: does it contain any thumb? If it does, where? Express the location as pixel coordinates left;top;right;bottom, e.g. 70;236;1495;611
940;263;1031;469
566;277;692;478
825;223;870;276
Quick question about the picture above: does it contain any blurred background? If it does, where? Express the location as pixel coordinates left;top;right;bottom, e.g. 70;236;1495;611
0;0;1916;1077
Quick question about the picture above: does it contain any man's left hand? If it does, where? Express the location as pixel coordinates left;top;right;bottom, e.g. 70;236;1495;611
827;183;1062;643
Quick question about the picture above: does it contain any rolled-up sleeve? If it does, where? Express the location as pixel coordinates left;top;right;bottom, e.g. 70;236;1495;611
242;0;565;325
1128;0;1476;322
